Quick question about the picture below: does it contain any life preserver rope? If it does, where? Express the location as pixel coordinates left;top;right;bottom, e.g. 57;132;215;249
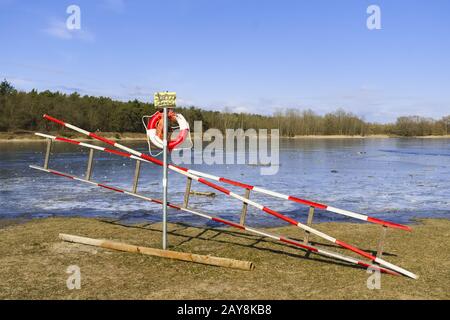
146;111;189;150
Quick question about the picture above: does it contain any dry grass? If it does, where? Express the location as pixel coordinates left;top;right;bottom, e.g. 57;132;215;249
0;217;449;300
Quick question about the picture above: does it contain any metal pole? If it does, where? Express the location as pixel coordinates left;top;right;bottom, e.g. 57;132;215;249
162;107;168;250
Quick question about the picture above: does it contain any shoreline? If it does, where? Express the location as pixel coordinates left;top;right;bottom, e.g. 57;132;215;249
1;131;450;143
0;131;148;143
289;134;450;139
0;216;448;299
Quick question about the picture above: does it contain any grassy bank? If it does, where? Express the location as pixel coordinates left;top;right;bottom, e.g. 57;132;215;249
0;217;448;299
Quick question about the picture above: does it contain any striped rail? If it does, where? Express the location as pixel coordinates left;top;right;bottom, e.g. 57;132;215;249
42;114;410;231
35;132;386;261
34;127;417;279
29;164;400;276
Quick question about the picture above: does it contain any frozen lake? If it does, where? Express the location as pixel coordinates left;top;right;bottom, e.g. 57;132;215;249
1;138;449;227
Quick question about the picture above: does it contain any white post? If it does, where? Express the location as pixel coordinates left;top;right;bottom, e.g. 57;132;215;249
154;91;176;250
162;107;168;250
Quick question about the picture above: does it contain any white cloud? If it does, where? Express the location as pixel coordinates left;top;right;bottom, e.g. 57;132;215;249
43;19;95;42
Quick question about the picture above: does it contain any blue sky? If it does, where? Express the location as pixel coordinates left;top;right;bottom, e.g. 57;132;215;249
0;0;449;122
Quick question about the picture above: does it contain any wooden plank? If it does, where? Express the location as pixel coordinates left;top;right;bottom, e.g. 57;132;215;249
59;233;255;271
132;160;141;193
303;206;315;245
183;177;192;207
85;149;95;181
43;138;52;169
190;191;215;197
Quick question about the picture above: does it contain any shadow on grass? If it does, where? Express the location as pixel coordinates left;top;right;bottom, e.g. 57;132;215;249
98;218;394;272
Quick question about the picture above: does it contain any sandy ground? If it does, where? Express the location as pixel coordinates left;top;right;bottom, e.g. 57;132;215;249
0;217;448;300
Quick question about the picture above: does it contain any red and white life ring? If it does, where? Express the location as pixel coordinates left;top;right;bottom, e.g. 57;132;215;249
146;111;189;150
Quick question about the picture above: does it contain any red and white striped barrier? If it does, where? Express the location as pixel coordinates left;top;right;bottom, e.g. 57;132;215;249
36;132;380;262
190;172;411;231
42;114;410;231
29;164;400;277
34;127;418;279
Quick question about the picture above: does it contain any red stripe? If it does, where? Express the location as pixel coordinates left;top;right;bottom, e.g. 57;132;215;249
262;207;299;226
168;128;189;150
55;137;80;146
280;237;318;252
43;114;66;126
89;133;116;146
147;112;161;130
141;153;163;166
98;184;124;193
49;170;74;179
173;165;188;172
357;261;371;268
357;261;399;276
367;217;412;231
335;240;375;260
105;148;132;158
198;178;231;195
167;202;181;210
219;177;254;190
211;217;245;230
150;199;180;211
288;196;327;210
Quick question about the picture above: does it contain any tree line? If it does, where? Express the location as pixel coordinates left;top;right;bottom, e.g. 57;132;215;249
0;80;449;136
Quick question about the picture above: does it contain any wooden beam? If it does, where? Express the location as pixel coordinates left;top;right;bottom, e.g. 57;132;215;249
183;177;192;207
59;233;255;271
132;159;141;193
190;191;215;197
43;138;52;169
85;149;95;181
303;206;315;245
240;189;251;226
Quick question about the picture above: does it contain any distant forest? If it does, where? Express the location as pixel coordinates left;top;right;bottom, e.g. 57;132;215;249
1;80;449;137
